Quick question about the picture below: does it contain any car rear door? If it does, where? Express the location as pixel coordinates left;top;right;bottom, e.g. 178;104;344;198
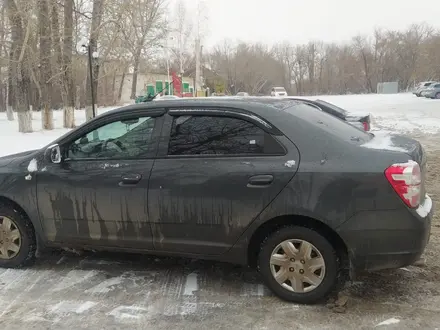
147;107;300;255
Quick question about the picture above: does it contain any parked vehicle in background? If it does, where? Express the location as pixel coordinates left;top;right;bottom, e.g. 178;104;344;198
0;98;432;304
271;87;288;97
153;95;181;101
422;83;440;99
236;92;250;97
288;97;372;131
414;81;437;97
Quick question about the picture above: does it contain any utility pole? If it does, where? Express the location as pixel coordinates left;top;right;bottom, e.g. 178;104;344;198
87;45;96;118
165;36;171;95
179;38;184;92
195;38;201;96
194;0;204;97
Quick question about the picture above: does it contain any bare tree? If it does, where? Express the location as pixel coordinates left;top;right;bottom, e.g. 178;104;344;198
39;0;53;129
85;0;104;120
7;0;32;132
2;2;14;121
165;0;194;75
63;0;75;127
120;0;167;99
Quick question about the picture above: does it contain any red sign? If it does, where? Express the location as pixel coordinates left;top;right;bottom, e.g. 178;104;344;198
172;71;182;96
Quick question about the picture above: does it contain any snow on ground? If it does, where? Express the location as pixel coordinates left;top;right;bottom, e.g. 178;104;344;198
0;106;116;157
1;93;440;157
314;93;440;135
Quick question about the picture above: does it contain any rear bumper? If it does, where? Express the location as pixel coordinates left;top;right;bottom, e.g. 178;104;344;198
337;195;433;272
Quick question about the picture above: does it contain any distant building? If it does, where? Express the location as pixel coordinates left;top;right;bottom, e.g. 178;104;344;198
377;82;399;94
117;73;194;103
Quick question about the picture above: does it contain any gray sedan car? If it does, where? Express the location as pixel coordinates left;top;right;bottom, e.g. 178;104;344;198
422;82;440;99
0;98;433;304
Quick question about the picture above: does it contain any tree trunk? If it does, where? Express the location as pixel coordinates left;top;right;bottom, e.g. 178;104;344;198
117;71;126;103
51;1;68;125
75;85;81;109
111;69;116;103
6;30;15;121
130;49;142;99
6;79;14;121
85;0;104;121
39;0;53;130
62;0;75;128
7;0;32;132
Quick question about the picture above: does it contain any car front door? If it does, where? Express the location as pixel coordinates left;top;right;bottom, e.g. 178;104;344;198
36;111;163;249
148;108;300;255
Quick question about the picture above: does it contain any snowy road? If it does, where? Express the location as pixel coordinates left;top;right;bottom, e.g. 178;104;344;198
1;250;440;329
0;93;440;329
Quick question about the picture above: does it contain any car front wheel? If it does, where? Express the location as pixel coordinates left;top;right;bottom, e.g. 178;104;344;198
0;203;36;268
258;226;339;304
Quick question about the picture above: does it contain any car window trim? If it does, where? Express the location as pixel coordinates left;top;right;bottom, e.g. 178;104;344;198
55;108;166;146
167;107;283;135
164;152;286;159
64;155;156;162
164;111;287;158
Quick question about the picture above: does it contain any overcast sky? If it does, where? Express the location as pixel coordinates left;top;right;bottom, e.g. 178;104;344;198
168;0;440;49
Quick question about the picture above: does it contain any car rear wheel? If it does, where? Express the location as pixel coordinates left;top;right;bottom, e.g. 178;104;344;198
435;93;440;99
258;226;338;304
0;203;36;268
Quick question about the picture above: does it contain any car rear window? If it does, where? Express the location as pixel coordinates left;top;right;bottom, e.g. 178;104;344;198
282;103;372;143
314;99;348;116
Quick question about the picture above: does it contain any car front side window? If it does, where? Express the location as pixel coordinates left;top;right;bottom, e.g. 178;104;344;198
67;116;156;160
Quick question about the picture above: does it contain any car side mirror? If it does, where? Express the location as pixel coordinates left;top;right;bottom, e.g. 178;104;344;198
47;144;61;164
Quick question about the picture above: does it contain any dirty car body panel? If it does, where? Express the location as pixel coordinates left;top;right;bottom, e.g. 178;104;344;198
148;107;300;255
36;108;165;249
0;98;433;280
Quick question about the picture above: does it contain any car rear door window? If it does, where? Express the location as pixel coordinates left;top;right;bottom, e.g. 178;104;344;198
168;115;285;156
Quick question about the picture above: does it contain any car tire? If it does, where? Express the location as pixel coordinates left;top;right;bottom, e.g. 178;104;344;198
0;202;36;268
435;93;440;99
258;226;339;304
416;93;421;97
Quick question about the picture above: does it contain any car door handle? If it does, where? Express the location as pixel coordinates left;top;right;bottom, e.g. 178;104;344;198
119;173;142;186
247;175;274;188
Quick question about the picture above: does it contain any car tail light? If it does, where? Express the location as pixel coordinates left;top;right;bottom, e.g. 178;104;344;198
385;160;421;208
362;121;370;131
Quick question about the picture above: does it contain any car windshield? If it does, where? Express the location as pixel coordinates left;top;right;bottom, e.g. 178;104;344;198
275;88;285;92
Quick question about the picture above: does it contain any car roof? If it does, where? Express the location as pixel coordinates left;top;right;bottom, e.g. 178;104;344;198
105;97;301;118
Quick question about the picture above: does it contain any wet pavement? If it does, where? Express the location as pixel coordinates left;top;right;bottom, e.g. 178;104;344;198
1;249;440;330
